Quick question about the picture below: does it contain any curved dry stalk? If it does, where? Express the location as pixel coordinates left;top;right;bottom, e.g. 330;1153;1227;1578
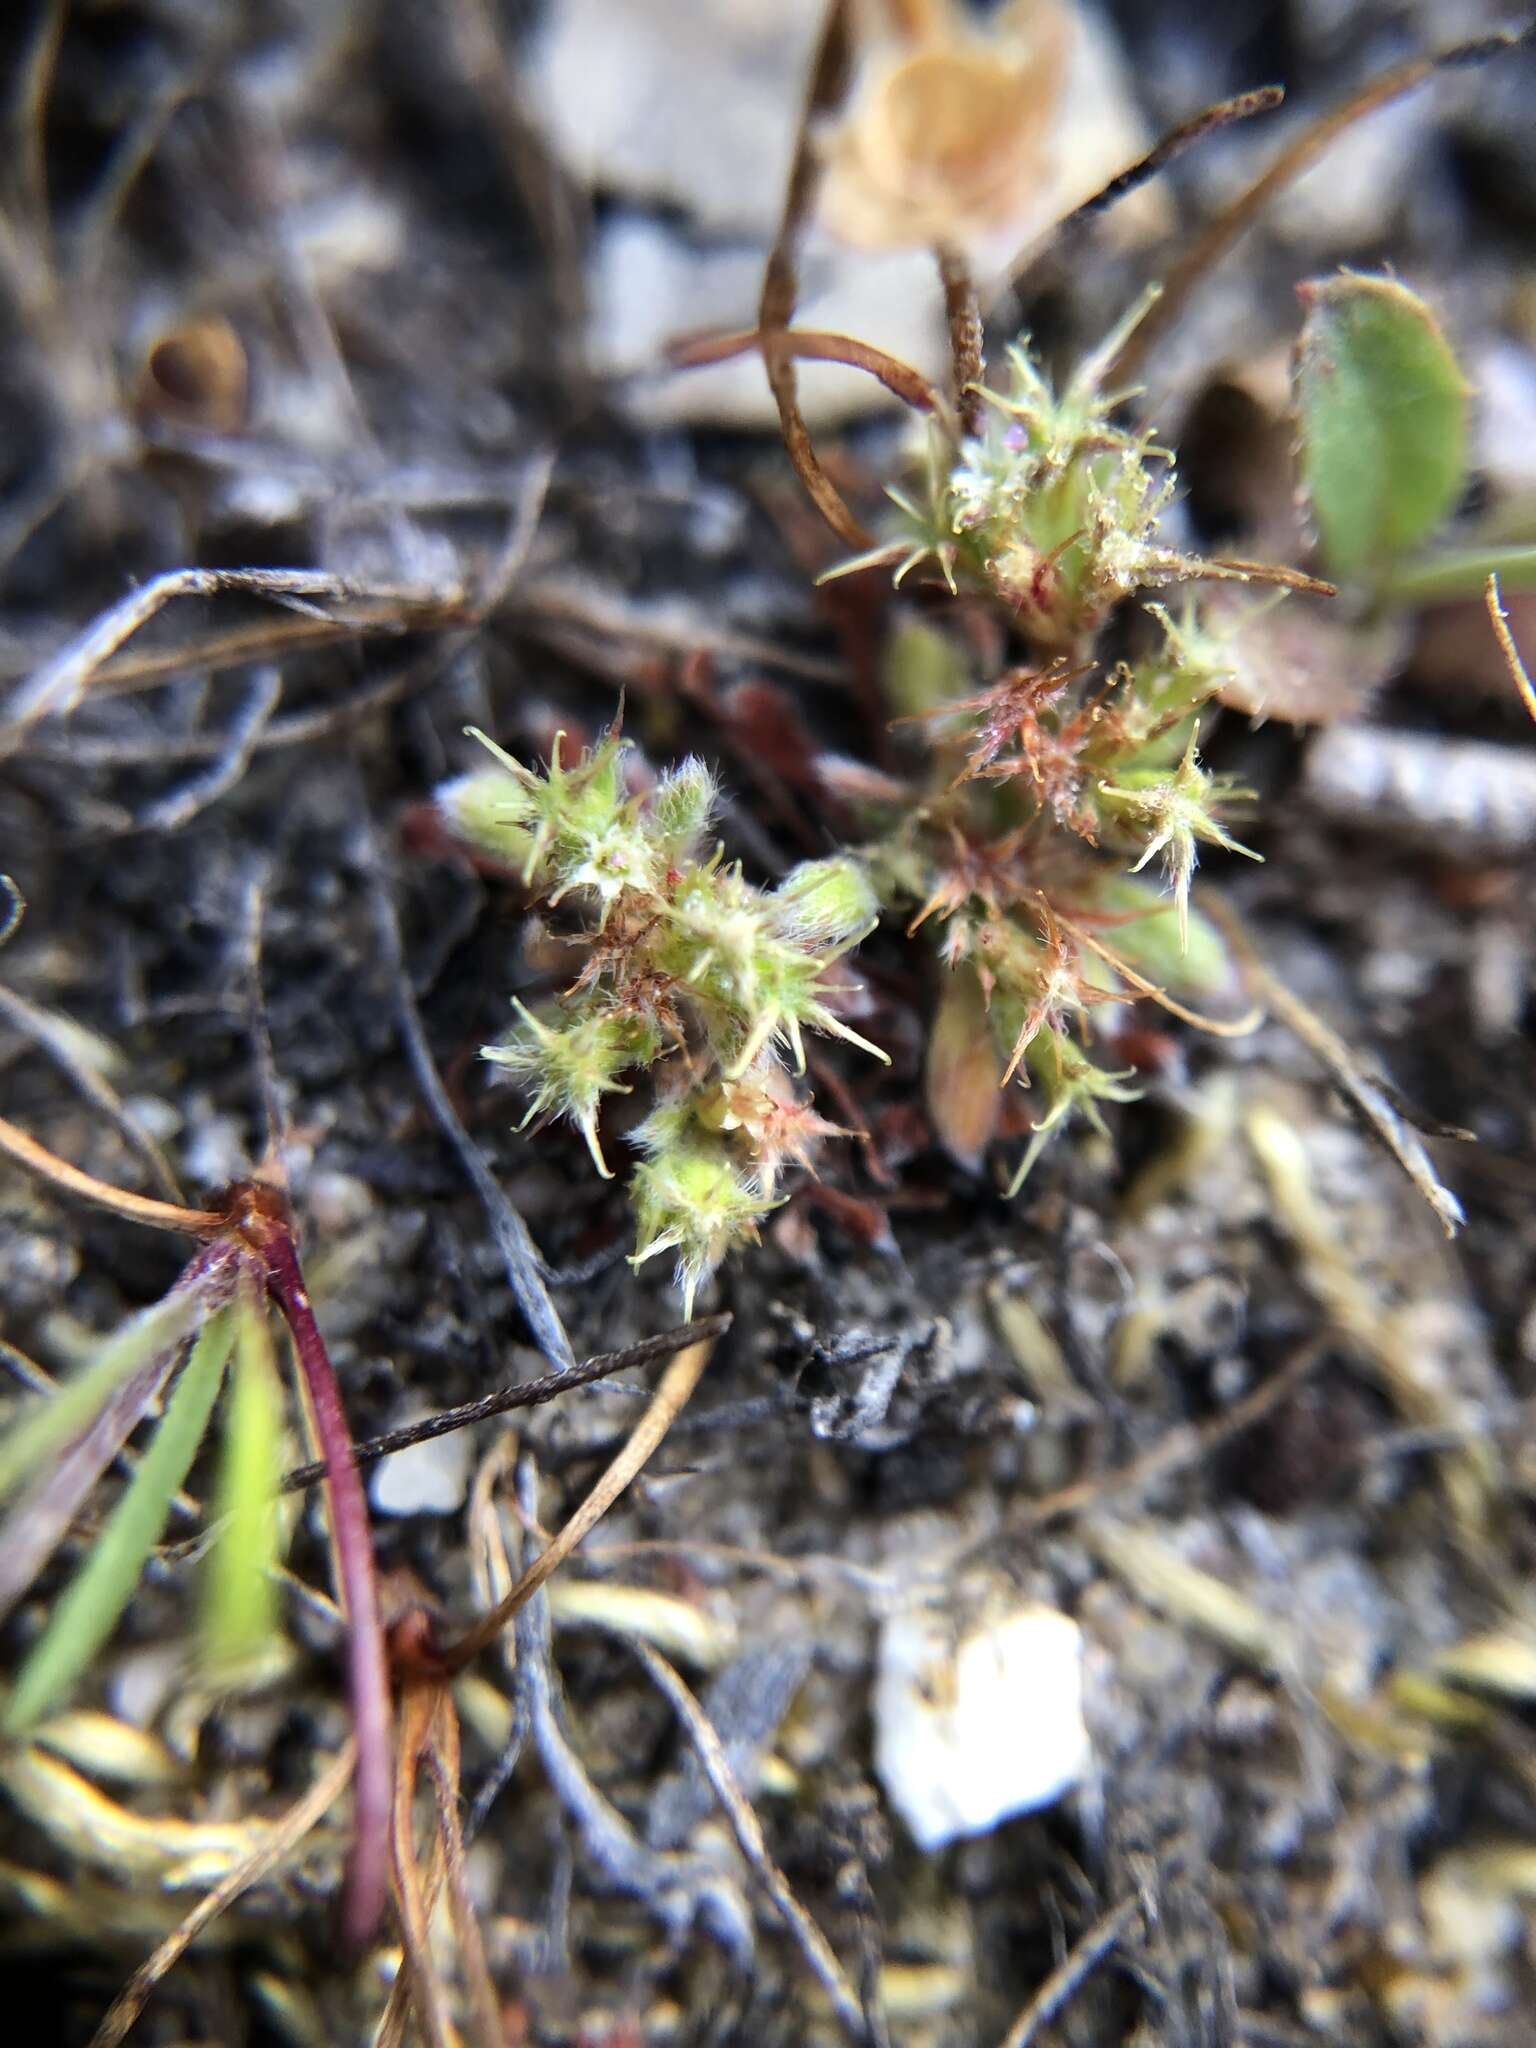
1057;915;1264;1038
757;0;872;551
671;326;942;415
426;1333;719;1673
629;1641;871;2044
0;1114;224;1235
87;1742;356;2048
1488;573;1536;724
1112;31;1527;383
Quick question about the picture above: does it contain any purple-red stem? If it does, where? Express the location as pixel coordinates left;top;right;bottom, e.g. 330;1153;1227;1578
257;1215;391;1953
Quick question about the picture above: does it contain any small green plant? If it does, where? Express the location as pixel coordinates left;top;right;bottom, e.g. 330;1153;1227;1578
441;727;884;1312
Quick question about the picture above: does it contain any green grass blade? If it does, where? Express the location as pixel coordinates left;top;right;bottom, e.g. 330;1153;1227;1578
0;1289;202;1504
200;1295;285;1674
4;1307;237;1734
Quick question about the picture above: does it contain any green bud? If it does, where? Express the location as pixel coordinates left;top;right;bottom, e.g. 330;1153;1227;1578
629;1129;768;1318
771;857;880;951
437;767;536;869
485;1000;654;1177
650;758;717;861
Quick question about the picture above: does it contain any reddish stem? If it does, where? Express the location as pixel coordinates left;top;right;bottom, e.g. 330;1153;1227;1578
249;1201;391;1952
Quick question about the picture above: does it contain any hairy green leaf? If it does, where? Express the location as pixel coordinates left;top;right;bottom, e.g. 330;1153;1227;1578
1294;273;1469;582
200;1295;284;1673
4;1308;236;1734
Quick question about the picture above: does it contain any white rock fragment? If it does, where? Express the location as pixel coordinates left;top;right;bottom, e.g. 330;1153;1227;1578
370;1410;471;1518
874;1602;1090;1851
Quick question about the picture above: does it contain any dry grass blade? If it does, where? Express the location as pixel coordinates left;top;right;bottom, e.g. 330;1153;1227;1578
388;1682;461;2048
429;1332;719;1672
757;0;871;551
0;1114;224;1234
0;988;183;1202
1112;31;1526;382
1488;573;1536;724
425;1703;502;2048
629;1641;870;2044
0;567;464;756
1203;895;1467;1235
87;1742;356;2048
995;1896;1141;2048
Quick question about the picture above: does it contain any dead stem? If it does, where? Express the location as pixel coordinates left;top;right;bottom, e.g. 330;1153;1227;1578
629;1641;872;2044
280;1316;730;1494
87;1742;357;2048
935;245;984;436
1487;573;1536;724
389;1680;461;2048
1056;914;1265;1039
996;1896;1142;2048
1111;31;1527;383
0;1114;224;1235
1043;86;1284;251
426;1332;719;1673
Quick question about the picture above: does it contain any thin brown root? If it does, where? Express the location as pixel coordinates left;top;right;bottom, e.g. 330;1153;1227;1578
1202;891;1467;1236
1487;572;1536;725
630;1642;871;2044
670;327;941;415
87;1742;356;2048
758;0;872;550
0;1114;224;1236
1057;915;1265;1038
427;1333;719;1673
1112;31;1526;382
1053;85;1285;239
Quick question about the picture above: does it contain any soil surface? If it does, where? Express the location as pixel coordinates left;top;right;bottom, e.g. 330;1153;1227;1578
3;4;1536;2046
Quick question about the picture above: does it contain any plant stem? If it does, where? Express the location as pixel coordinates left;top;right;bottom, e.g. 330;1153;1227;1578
256;1215;391;1953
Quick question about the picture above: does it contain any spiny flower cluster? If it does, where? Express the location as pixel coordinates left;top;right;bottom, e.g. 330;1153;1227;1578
841;290;1274;650
843;302;1285;1184
441;725;884;1312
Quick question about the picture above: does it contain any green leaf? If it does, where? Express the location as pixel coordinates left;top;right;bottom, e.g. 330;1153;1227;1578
200;1295;284;1675
4;1307;236;1734
1294;273;1469;582
0;1288;202;1505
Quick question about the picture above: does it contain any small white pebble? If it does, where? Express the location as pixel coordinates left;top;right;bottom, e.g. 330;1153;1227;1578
370;1413;471;1518
874;1603;1090;1851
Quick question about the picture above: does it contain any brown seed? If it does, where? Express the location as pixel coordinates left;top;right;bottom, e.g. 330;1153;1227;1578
137;315;248;434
